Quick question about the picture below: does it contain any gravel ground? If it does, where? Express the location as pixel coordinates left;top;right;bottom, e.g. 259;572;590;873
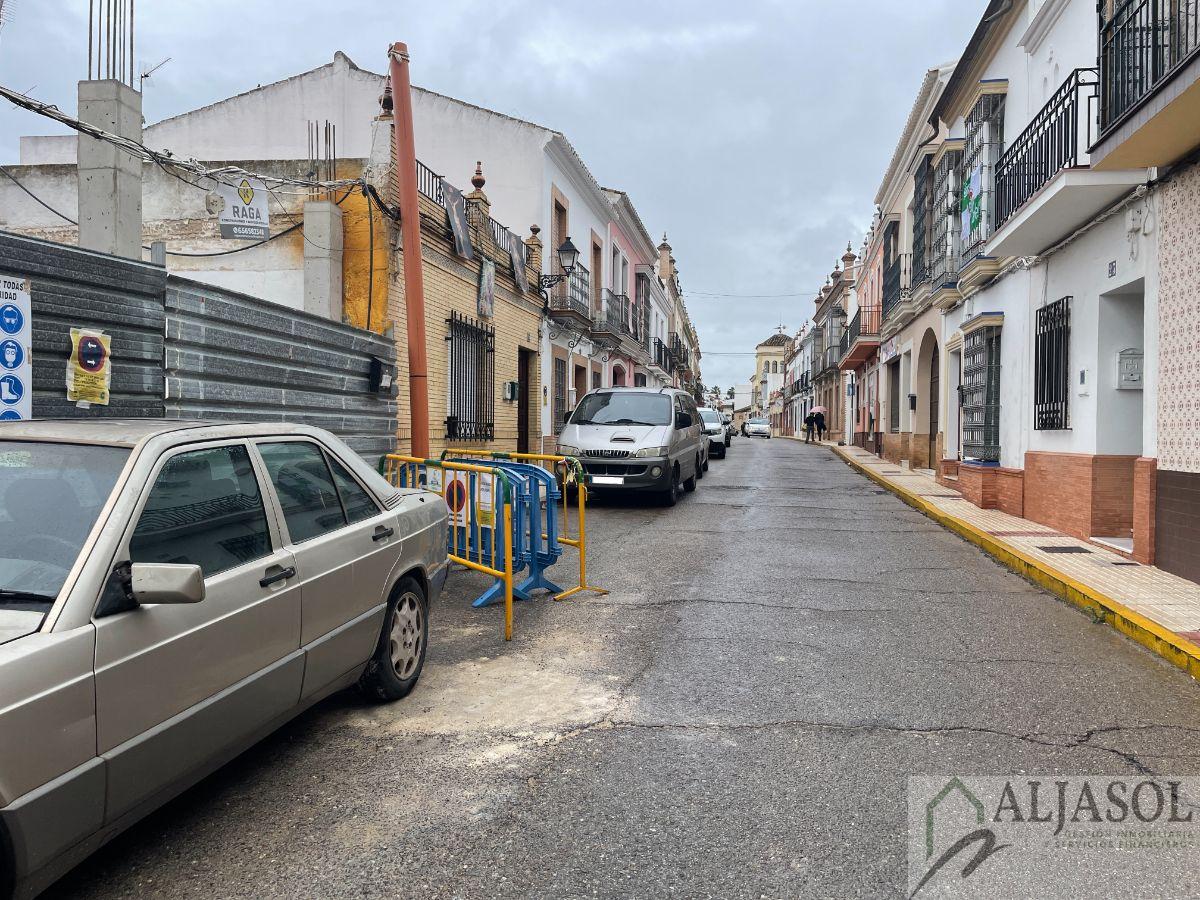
47;437;1200;899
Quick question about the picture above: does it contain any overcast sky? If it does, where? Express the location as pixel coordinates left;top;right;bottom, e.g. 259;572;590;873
0;1;982;392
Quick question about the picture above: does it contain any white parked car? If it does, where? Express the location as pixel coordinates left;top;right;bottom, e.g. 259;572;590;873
745;417;772;438
698;408;727;459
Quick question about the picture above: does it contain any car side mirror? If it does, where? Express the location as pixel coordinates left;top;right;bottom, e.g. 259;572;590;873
131;563;205;605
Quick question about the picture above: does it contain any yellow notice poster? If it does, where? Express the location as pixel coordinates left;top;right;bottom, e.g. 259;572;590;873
66;327;112;406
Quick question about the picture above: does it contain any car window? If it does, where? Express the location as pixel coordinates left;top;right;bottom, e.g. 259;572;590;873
258;442;348;543
129;445;271;578
0;441;128;612
326;453;380;524
570;392;671;426
699;409;721;425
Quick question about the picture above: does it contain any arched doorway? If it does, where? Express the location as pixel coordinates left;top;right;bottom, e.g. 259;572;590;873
928;340;939;469
612;364;626;387
914;328;939;470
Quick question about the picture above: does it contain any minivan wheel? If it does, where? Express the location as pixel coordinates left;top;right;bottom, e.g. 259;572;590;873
661;465;681;507
684;460;698;493
359;576;428;702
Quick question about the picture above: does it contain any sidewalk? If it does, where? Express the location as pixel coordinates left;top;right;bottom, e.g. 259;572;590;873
792;436;1200;681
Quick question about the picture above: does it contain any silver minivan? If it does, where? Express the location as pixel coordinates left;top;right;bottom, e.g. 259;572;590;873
557;388;704;506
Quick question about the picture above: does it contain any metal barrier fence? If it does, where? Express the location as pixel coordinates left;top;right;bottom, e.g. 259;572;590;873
382;455;518;640
442;450;608;603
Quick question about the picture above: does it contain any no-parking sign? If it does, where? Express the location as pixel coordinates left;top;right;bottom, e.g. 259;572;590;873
445;471;469;527
0;274;32;421
67;327;112;406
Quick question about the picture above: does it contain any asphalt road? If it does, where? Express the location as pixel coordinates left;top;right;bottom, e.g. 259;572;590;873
48;437;1200;899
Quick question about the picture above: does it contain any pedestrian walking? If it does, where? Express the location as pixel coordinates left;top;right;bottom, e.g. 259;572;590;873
804;412;816;444
814;410;826;442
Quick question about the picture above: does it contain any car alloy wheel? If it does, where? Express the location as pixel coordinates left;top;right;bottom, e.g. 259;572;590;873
390;591;424;679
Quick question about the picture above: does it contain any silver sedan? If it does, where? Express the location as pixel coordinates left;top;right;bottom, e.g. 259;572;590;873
0;420;448;899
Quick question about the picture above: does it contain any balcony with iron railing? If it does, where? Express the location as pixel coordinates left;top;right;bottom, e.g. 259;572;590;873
990;67;1147;256
591;290;626;343
882;253;912;321
652;338;672;372
1094;0;1200;168
549;262;592;324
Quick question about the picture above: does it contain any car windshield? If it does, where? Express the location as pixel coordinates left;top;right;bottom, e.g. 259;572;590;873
699;409;721;425
571;392;672;427
0;441;129;613
750;418;768;425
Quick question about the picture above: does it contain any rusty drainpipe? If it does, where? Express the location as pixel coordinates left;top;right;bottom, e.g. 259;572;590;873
389;42;430;458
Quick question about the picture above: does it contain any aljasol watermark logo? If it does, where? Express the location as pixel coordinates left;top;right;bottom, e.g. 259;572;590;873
908;776;1200;898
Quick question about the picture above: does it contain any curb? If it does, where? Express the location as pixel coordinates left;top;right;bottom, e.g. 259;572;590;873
826;442;1200;682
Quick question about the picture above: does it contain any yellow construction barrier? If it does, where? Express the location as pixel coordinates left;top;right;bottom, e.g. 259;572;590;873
441;449;609;602
382;455;518;641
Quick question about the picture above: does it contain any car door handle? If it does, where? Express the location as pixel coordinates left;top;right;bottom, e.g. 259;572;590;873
259;566;296;588
372;526;396;542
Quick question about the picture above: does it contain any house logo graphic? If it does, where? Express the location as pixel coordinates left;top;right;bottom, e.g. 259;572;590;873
237;178;255;206
911;777;1009;898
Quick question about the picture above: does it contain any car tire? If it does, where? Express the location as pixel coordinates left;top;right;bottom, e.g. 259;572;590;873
702;455;710;473
684;460;698;493
358;576;428;702
661;465;681;507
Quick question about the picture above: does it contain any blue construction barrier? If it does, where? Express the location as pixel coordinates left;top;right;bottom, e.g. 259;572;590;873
445;457;564;604
389;457;530;609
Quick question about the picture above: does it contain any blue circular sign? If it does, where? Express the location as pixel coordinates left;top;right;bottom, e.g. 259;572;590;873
0;305;23;336
0;340;23;370
0;375;24;405
0;410;21;421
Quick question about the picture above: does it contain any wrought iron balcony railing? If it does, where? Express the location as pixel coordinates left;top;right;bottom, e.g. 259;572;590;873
416;160;445;206
550;262;591;318
882;253;912;320
1100;0;1200;136
996;69;1098;228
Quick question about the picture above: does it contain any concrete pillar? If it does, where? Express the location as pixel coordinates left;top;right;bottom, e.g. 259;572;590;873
77;80;143;259
303;201;344;320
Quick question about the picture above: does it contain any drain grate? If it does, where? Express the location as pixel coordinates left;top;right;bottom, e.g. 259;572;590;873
1038;545;1091;554
1112;561;1140;567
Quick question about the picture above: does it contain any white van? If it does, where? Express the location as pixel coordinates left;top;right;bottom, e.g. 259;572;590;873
556;388;704;506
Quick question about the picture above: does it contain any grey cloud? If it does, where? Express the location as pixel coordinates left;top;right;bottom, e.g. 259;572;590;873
0;0;983;390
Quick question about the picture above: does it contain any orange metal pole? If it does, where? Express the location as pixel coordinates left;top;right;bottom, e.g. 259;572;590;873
389;42;430;458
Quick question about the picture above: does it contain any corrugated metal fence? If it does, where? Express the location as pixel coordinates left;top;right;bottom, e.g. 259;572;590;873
0;232;166;418
165;277;397;460
0;232;397;462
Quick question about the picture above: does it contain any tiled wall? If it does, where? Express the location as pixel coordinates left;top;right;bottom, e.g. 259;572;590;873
1158;161;1200;475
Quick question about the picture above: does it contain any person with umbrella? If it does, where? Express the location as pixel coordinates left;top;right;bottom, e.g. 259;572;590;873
812;406;828;442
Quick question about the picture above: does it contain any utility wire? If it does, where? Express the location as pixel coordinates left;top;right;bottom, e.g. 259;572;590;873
0;161;355;258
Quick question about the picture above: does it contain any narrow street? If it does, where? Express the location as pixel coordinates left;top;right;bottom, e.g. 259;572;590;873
49;438;1200;899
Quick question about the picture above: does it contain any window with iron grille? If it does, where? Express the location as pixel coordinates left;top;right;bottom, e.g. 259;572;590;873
959;93;1006;262
445;311;495;441
911;155;932;288
962;325;1002;462
1034;296;1071;430
553;356;568;433
930;147;963;287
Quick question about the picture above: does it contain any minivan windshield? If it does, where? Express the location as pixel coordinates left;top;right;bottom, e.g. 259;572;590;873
699;409;722;425
570;392;672;427
0;441;129;614
749;418;768;425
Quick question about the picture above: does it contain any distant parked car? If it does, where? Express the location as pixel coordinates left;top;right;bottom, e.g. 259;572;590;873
0;420;447;900
722;416;733;446
699;407;727;459
745;417;771;438
557;387;704;506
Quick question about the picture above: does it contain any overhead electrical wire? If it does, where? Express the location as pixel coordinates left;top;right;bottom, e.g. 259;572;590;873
0;81;361;193
0;162;356;258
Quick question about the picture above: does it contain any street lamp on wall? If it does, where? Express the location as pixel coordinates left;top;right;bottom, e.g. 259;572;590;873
538;237;580;303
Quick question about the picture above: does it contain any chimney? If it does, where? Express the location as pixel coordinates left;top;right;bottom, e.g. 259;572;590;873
657;232;672;280
76;79;143;258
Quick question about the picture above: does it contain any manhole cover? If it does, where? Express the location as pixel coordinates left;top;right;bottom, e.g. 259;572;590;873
1038;546;1091;554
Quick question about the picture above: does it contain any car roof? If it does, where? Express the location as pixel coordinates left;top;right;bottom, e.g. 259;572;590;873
0;418;317;448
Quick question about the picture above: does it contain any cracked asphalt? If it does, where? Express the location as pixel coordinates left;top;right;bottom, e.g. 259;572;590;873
47;438;1200;899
